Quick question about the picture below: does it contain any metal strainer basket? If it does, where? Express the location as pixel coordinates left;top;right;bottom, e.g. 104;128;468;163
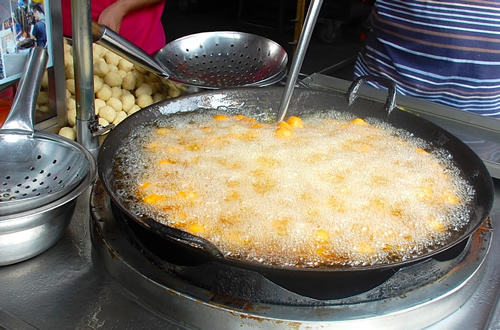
0;47;92;216
92;23;288;89
155;31;289;89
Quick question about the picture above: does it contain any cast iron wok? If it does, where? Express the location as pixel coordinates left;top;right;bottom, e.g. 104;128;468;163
97;78;494;296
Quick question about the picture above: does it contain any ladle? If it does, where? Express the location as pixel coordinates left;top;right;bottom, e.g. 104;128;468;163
276;0;324;123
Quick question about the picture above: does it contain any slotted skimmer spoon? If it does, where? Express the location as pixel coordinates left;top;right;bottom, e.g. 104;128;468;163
0;47;92;216
92;22;288;89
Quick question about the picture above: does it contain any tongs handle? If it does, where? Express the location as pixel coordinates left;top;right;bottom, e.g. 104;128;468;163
91;21;169;79
1;47;48;134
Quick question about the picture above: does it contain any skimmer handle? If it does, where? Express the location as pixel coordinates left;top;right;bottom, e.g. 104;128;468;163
276;0;324;123
1;47;48;134
91;21;170;79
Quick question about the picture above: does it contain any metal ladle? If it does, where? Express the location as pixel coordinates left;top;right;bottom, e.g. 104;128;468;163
276;0;324;123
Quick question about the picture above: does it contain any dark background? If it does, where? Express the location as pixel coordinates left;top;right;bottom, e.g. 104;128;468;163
161;0;374;81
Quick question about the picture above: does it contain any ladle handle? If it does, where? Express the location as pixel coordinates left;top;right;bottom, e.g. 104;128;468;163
276;0;324;123
91;21;169;79
1;47;48;133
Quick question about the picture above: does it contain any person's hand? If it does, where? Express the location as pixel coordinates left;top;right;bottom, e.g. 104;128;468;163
97;1;127;33
97;0;165;33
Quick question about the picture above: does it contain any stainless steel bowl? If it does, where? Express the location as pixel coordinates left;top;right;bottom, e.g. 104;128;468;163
0;152;96;266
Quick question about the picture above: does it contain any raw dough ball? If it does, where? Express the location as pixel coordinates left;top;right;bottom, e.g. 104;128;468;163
153;93;164;103
117;69;127;79
121;93;135;112
106;97;123;112
135;83;152;97
66;79;75;95
98;117;109;126
59;127;76;141
67;108;77;126
94;75;104;93
94;60;109;78
104;71;123;88
118;58;134;72
122;73;137;90
94;98;106;112
99;105;117;123
136;94;153;108
66;96;76;110
37;91;49;105
96;84;112;101
113;111;128;125
104;51;121;66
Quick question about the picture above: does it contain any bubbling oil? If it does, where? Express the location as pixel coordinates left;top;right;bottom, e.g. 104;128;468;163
113;109;475;267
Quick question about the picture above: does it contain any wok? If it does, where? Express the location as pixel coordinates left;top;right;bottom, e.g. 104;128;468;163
97;78;494;296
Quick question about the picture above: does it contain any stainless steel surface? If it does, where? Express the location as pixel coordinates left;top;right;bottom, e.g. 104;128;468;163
0;48;88;216
277;0;323;122
71;0;100;154
0;77;498;328
0;187;184;329
156;31;288;89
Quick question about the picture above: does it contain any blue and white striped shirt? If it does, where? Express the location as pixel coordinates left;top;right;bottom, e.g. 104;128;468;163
354;0;500;119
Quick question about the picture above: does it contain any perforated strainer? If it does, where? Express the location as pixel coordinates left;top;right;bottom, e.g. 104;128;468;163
92;23;288;89
0;47;92;216
155;31;289;89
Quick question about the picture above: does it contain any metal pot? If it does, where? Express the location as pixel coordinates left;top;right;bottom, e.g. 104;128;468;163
0;167;95;265
97;83;494;277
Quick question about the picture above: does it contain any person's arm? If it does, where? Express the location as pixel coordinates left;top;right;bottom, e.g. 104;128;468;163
97;0;165;33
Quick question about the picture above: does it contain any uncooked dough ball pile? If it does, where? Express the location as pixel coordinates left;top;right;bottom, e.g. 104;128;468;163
50;40;188;141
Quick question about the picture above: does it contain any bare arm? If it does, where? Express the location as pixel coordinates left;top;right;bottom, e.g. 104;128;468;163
97;0;165;33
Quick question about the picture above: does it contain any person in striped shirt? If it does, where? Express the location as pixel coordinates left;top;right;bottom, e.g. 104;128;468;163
354;0;500;119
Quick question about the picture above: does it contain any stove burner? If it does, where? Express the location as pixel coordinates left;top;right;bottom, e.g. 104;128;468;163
90;180;493;328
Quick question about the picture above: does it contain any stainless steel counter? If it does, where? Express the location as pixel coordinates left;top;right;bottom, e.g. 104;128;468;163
0;186;184;329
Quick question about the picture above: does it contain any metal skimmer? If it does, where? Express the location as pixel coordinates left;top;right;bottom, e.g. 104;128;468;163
0;47;91;216
156;31;288;89
92;23;288;89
